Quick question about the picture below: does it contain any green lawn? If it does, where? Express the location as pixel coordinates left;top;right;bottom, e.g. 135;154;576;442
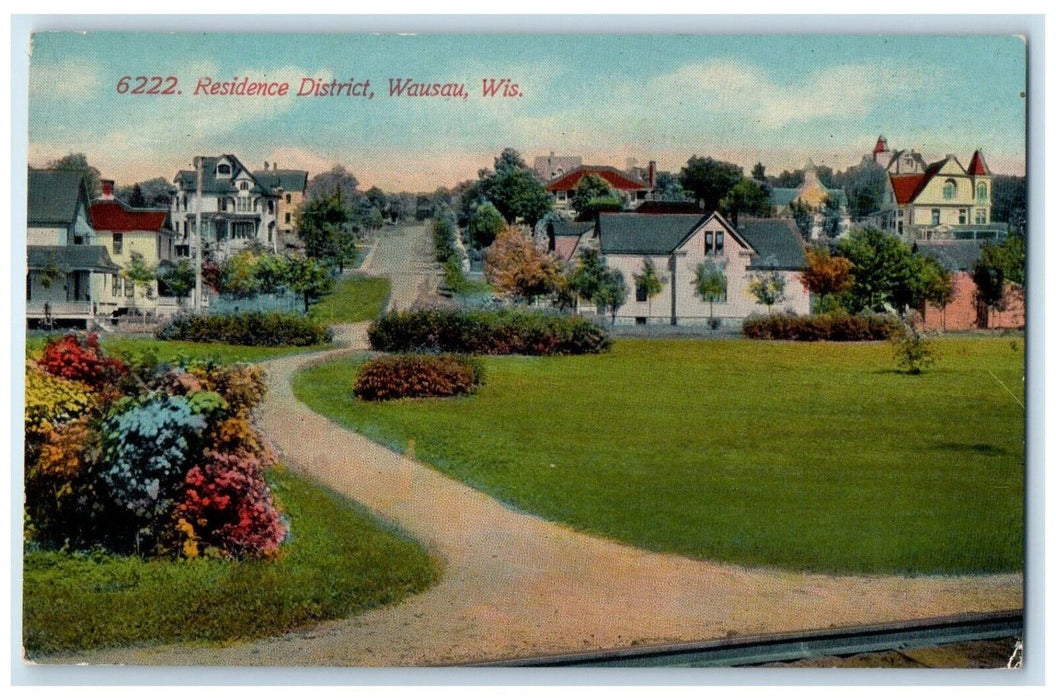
309;274;391;324
26;335;328;364
23;466;440;656
293;337;1024;575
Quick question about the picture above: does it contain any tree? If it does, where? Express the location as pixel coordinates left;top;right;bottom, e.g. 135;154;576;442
632;258;666;318
679;156;742;212
568;248;610;309
571;173;616;212
800;248;854;313
478;152;553;226
47;153;102;198
284;255;334;313
652;171;688;201
122;251;156;320
919;258;955;330
972;233;1025;322
483;225;560;304
789;199;815;238
251;254;291;295
991;175;1026;233
693;261;727;325
297;190;356;269
467;202;505;249
719;178;771;223
836;227;916;313
595;269;628;326
748;257;787;313
155;259;195;305
839;158;888;220
306;165;359;202
751;162;766;181
128;184;147;208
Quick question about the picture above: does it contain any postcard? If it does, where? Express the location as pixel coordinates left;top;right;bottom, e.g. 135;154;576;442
18;26;1029;673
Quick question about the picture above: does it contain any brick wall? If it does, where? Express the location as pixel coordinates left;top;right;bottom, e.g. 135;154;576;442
920;272;1024;331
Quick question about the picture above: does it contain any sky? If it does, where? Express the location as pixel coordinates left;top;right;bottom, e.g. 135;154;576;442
26;32;1027;192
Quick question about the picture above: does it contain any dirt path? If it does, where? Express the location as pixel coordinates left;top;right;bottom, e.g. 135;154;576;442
362;224;443;311
46;327;1022;666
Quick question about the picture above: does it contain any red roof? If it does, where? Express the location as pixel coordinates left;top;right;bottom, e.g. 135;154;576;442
873;136;887;155
90;200;168;232
546;166;648;193
889;174;928;205
967;150;990;176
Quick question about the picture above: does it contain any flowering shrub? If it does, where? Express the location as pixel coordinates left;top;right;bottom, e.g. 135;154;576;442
190;363;268;416
207;416;277;467
39;333;128;389
24;362;94;458
354;354;484;401
156;312;332;347
97;393;207;525
742;312;901;341
178;451;286;558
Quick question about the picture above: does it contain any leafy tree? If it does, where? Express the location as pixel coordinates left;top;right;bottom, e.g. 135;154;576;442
920;258;955;330
693;261;727;324
47;153;102;198
116;177;174;208
652;171;689;201
571;173;616;212
892;324;936;375
789;199;815;238
719;178;771;223
840;159;888;220
155;259;195;305
972;233;1025;320
251;254;290;295
122;251;156;319
751;162;766;181
836;227;916;313
748;257;787;313
595;269;628;326
632;258;666;318
574;196;624;221
306;165;359;202
298;190;356;269
467;202;505;249
679;156;742;212
284;255;335;313
128;184;147;208
991;175;1026;233
569;248;610;308
218;251;262;298
483;225;560;304
800;248;854;313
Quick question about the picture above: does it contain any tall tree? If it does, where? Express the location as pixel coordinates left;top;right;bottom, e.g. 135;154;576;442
719;178;771;223
483;225;560;304
836;227;917;314
306;165;359;202
652;171;688;201
991;175;1027;234
116;177;175;208
122;252;155;320
569;248;610;307
155;259;195;306
840;159;888;220
47;153;102;198
477;150;553;227
571;173;616;212
467;202;505;249
800;247;854;313
128;185;147;208
751;162;766;181
595;269;628;326
284;255;335;313
679;156;742;212
297;190;355;269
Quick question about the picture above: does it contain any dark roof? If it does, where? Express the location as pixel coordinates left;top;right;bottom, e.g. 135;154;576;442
174;155;275;196
597;213;706;255
90;199;169;232
548;220;594;238
736;218;807;270
28;170;90;226
252;169;308;192
914;239;986;272
546;166;649;193
770;188;799;207
633;200;704;215
28;245;120;272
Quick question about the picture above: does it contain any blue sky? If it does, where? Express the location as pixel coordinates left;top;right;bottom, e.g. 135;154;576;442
28;32;1027;190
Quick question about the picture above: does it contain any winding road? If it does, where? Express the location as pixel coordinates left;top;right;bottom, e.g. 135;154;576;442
43;224;1023;666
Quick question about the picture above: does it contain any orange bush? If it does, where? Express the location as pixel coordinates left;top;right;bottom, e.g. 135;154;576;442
354;354;484;401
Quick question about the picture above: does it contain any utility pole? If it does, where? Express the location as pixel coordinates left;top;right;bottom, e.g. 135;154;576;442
194;156;203;312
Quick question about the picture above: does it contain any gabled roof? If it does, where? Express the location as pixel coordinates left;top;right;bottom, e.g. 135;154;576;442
914;239;986;272
634;200;705;215
90;199;169;233
736;217;807;270
28;169;90;226
889;173;929;205
28;245;121;272
174;154;275;196
546;166;649;193
549;220;594;238
252;169;309;193
967;150;990;176
597;213;707;255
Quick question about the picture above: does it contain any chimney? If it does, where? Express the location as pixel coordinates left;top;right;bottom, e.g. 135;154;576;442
264;161;270;171
101;179;115;200
648;160;656;188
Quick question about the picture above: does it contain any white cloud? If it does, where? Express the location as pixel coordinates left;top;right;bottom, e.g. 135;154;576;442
29;60;102;100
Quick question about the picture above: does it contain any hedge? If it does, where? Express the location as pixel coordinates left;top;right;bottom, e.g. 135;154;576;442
156;312;333;347
354;354;484;401
367;309;611;355
742;312;901;341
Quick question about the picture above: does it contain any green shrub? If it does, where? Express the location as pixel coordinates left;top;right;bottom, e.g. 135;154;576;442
354;354;485;401
156;312;333;347
367;309;611;355
892;325;936;374
742;312;900;341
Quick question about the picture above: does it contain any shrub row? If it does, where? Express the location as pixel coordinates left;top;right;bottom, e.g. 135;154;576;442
354;354;484;401
742;312;902;341
368;309;611;355
25;334;285;560
156;311;333;347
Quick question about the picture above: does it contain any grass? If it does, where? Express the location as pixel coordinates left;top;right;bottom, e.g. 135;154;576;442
293;337;1025;575
22;466;440;656
25;334;328;365
309;274;392;324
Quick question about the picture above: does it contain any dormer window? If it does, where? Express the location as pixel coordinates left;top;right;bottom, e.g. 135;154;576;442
942;179;956;200
239;181;249;191
977;182;988;203
217;164;232;176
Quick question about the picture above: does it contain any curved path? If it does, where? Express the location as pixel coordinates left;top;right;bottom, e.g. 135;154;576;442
51;324;1022;666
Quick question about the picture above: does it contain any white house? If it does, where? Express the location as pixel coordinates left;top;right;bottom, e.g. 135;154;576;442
26;169;122;328
593;212;810;326
171;154;280;261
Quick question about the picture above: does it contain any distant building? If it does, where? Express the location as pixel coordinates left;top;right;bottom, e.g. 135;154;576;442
545;165;654;212
533;153;583;181
914;239;1023;331
171;154;281;261
770;160;849;238
252;162;308;250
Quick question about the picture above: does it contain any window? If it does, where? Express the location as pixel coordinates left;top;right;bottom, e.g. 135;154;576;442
124;278;133;297
635;317;647;325
715;232;724;255
705;232;713;255
112;233;123;255
943;179;956;200
976;210;988;224
233;222;255;239
239;181;249;191
285;194;292;204
217;164;231;176
112;275;119;297
636;282;648;302
285;212;291;224
959;209;968;225
977;182;988;203
931;209;940;225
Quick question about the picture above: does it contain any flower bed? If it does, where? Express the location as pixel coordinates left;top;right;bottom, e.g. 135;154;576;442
354;354;484;401
24;333;285;559
367;309;611;355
